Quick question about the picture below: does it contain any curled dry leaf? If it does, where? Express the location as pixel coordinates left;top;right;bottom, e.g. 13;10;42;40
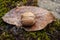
2;6;55;31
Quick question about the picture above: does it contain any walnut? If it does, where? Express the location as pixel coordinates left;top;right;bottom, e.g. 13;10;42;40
21;12;36;26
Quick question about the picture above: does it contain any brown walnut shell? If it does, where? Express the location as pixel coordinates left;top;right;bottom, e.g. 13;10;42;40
21;12;36;26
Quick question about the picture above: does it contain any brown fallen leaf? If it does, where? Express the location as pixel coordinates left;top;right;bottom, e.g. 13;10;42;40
2;6;55;31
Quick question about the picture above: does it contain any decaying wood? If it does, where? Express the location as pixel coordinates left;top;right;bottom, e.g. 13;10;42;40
38;0;60;19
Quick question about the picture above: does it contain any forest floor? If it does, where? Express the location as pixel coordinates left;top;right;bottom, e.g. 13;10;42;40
0;0;60;40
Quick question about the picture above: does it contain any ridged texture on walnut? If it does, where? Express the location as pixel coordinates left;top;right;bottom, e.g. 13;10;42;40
21;12;35;26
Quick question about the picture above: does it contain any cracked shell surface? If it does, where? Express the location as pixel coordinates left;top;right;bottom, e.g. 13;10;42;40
2;6;55;31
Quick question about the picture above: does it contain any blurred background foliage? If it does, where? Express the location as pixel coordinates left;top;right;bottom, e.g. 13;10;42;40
0;0;60;40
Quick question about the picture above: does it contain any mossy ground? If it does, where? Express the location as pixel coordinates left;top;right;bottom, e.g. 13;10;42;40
0;0;60;40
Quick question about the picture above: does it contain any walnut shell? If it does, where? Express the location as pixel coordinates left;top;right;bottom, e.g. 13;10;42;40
21;12;36;26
